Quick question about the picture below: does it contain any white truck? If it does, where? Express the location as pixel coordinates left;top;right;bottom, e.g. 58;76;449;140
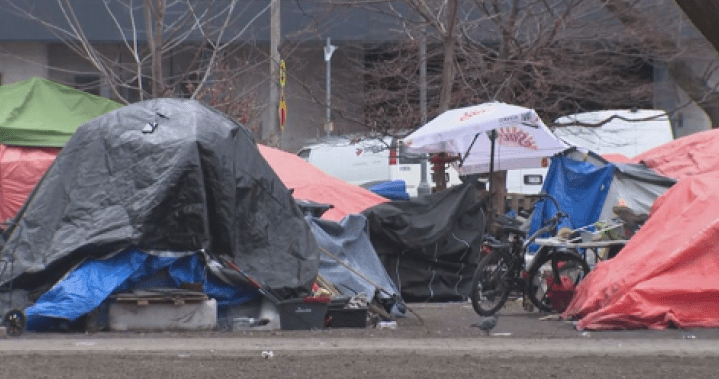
296;136;462;197
505;109;674;194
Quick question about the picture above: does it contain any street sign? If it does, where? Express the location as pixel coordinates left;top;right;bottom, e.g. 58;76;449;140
279;93;287;130
279;60;286;87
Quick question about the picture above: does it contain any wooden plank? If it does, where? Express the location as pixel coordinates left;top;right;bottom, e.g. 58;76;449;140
114;296;208;305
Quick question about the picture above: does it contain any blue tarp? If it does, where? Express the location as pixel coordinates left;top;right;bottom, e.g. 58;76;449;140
25;249;258;331
528;154;615;250
370;180;410;200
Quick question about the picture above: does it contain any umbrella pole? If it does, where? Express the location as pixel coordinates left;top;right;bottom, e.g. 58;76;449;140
487;130;497;231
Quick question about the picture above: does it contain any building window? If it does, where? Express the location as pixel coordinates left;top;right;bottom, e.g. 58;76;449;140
74;75;101;96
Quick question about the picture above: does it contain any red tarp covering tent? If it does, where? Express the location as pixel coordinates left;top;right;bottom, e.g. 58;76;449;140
563;172;719;329
601;153;632;163
258;145;387;221
0;77;122;223
632;128;719;179
0;144;386;224
0;145;60;222
563;129;719;330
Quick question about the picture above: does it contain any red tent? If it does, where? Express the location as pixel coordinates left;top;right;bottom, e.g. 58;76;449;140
563;129;719;329
258;145;387;221
0;145;61;222
601;153;631;163
0;144;385;224
563;172;719;329
633;128;719;180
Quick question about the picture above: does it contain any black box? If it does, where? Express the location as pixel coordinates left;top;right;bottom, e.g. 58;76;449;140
325;307;368;328
278;298;329;330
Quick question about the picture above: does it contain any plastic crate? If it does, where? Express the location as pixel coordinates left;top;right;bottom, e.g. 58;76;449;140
278;298;329;330
325;307;368;328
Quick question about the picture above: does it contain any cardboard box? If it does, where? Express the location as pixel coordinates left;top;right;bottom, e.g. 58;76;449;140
109;298;217;331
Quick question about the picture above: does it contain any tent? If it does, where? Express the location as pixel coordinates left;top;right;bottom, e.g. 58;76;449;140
0;77;122;221
0;98;319;316
362;184;485;302
0;77;123;147
402;102;569;175
563;171;719;329
528;149;675;241
632;128;719;180
257;145;387;221
309;214;401;304
0;145;60;222
562;129;719;330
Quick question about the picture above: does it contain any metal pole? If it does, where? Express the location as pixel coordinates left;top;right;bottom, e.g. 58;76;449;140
488;130;497;222
417;30;431;197
324;37;335;137
268;0;280;146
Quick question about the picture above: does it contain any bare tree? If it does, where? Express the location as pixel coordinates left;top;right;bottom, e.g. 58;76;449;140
187;54;266;134
311;0;716;137
5;0;271;105
606;0;719;129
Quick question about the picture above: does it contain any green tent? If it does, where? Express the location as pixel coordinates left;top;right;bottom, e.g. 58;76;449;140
0;77;123;147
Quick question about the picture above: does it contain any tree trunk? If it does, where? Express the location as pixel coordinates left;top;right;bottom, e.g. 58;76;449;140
438;0;458;112
145;0;166;98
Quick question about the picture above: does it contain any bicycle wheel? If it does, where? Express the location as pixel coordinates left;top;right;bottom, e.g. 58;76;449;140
470;250;512;316
525;251;590;313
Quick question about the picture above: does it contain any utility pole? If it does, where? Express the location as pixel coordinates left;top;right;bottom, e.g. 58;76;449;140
324;37;337;137
417;30;431;197
268;0;281;147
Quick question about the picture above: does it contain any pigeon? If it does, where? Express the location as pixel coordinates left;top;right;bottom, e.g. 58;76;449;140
471;315;498;336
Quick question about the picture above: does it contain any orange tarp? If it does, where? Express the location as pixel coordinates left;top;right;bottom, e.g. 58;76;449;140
563;129;719;330
0;145;61;222
0;144;386;224
258;145;387;221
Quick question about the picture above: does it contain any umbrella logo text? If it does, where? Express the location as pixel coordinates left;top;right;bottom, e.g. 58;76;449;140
497;127;538;149
459;106;493;122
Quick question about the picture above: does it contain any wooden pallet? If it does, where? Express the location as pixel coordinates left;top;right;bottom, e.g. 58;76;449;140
112;289;209;306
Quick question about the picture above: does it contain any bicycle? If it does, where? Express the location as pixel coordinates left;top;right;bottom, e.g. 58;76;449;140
470;193;591;316
523;195;591;313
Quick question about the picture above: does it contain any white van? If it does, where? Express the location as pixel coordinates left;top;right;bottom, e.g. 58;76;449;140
553;109;674;158
296;136;462;197
505;167;549;195
505;109;674;195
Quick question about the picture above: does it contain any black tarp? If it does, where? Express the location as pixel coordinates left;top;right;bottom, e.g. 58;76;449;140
0;98;318;302
362;184;484;302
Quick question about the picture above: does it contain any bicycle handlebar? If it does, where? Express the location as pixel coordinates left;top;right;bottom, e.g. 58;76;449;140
522;193;568;249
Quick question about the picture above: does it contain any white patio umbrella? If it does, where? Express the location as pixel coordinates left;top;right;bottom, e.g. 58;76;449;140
402;102;569;210
403;102;568;175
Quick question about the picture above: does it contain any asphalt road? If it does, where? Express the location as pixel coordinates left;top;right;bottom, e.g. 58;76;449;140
1;301;718;378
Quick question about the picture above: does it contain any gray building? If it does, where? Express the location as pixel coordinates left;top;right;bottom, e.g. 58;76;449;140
0;0;713;151
0;0;408;151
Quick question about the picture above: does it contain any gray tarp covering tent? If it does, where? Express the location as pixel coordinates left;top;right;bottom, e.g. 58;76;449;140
563;149;675;221
309;214;401;302
0;98;319;307
362;184;484;302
